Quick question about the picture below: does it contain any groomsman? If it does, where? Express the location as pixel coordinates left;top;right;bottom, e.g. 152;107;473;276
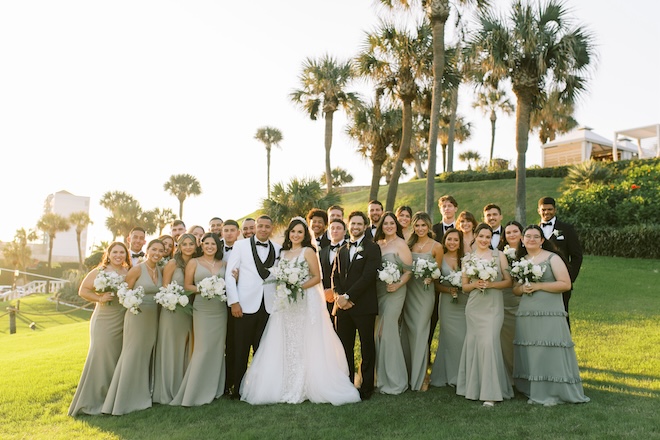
226;215;281;398
327;205;345;223
306;208;330;249
319;218;347;318
209;217;223;237
240;218;256;239
483;203;504;249
332;211;381;400
432;195;458;239
127;227;146;266
170;220;186;243
365;200;383;240
538;196;583;330
221;219;239;395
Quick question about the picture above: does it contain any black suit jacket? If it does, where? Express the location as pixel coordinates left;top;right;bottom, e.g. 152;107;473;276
319;242;343;289
331;238;381;315
315;233;332;250
543;218;583;283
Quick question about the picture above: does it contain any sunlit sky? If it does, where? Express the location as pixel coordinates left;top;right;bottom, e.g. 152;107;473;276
1;0;658;247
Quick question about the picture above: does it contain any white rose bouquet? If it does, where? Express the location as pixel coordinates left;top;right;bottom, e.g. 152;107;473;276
442;270;463;303
502;244;517;265
509;258;546;292
197;276;227;301
117;284;145;315
462;254;499;294
270;257;310;306
155;280;192;312
93;270;126;305
411;258;441;290
378;260;402;285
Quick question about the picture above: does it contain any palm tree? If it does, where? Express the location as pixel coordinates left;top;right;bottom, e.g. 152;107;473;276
531;89;578;144
2;228;38;284
472;86;514;163
105;199;142;241
163;174;202;220
36;212;70;292
254;126;283;198
466;0;595;224
357;20;433;211
69;211;92;271
439;113;472;172
562;160;612;191
458;149;482;170
150;208;177;236
290;54;361;192
262;177;340;228
322;167;354;188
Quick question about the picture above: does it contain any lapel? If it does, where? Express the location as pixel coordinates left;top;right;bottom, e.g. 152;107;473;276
250;236;276;280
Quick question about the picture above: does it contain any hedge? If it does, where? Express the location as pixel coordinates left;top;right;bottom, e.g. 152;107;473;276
577;224;660;259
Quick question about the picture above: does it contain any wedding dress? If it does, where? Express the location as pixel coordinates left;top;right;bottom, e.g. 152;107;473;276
240;253;361;405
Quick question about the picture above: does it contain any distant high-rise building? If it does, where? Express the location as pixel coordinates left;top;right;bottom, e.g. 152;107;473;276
43;190;90;263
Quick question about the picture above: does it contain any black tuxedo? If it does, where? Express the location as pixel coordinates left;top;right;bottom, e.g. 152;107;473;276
364;225;377;240
315;233;332;250
332;237;381;397
541;218;583;329
432;222;455;241
319;241;344;317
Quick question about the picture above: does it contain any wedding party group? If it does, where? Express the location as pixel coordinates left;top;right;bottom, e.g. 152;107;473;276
68;195;589;416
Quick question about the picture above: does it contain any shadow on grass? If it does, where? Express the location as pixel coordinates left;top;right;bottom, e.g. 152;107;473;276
581;366;660;398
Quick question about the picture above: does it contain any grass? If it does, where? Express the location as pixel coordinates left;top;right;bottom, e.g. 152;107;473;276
1;255;658;440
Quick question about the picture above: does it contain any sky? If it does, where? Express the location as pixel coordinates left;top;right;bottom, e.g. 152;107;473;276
1;0;658;249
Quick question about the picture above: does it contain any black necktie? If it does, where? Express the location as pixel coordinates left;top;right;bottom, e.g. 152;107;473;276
542;222;553;227
255;241;268;247
132;252;144;258
224;246;233;252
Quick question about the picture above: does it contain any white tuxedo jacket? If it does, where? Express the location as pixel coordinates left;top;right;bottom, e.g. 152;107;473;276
225;237;281;314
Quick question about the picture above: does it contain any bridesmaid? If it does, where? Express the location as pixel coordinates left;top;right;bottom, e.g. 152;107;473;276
457;211;477;253
152;234;196;404
456;223;513;407
68;242;131;416
102;239;164;415
401;212;443;391
188;225;206;247
395;205;413;241
512;225;589;406
170;232;227;406
430;228;467;388
497;220;524;383
158;234;175;265
374;212;412;395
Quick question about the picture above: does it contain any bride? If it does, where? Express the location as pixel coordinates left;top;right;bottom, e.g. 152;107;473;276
240;217;361;405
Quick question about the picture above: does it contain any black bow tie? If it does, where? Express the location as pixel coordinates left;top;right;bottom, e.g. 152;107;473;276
224;246;233;252
542;222;553;227
330;243;341;251
444;224;454;230
492;230;500;235
132;252;144;258
255;241;268;247
350;241;359;247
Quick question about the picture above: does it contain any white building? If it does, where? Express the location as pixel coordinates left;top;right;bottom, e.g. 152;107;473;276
43;190;90;263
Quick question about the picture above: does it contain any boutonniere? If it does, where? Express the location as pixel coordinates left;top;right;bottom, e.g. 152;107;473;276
552;229;561;237
356;245;364;253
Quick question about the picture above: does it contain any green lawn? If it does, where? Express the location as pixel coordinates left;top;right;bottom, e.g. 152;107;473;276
0;255;658;440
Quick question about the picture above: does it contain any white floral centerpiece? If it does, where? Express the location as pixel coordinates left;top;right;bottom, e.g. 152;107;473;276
442;270;463;303
117;284;145;315
197;276;227;301
270;257;310;306
462;254;499;294
155;280;191;312
93;270;126;305
411;258;441;290
378;260;402;285
509;258;546;292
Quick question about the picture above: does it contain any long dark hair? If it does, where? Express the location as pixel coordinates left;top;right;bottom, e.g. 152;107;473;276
199;232;223;261
441;228;465;269
281;217;314;252
498;220;524;251
472;223;493;248
98;241;131;270
374;211;404;242
173;233;197;270
516;225;561;260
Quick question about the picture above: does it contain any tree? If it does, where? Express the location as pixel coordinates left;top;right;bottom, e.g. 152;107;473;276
100;191;141;240
357;20;433;211
262;177;341;228
164;174;202;220
254;126;283;198
472;86;514;163
466;0;595;224
150;208;177;236
37;212;70;292
438;113;472;171
321;167;354;188
458;149;482;170
290;55;361;192
69;211;92;271
531;89;578;144
2;228;38;284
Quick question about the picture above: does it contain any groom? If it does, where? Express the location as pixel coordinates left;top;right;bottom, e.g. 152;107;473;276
332;211;381;400
226;215;281;398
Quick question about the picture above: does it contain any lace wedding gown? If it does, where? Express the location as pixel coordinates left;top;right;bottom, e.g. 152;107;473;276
240;253;361;405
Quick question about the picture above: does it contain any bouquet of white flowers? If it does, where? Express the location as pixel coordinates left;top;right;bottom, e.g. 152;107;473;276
155;280;192;312
411;258;441;290
270;257;310;306
502;244;517;265
509;258;546;291
442;270;463;303
378;260;402;285
462;254;499;294
93;270;126;305
117;285;145;315
197;276;227;301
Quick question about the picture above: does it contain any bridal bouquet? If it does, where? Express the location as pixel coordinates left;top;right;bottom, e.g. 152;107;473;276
270;258;310;305
155;280;192;312
502;245;517;265
117;285;145;315
378;260;402;285
93;271;126;305
197;276;227;301
509;258;546;291
462;254;498;294
442;270;463;303
411;258;441;290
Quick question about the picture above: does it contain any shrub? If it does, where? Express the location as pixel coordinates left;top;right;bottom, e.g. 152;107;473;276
56;269;87;307
577;224;660;259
